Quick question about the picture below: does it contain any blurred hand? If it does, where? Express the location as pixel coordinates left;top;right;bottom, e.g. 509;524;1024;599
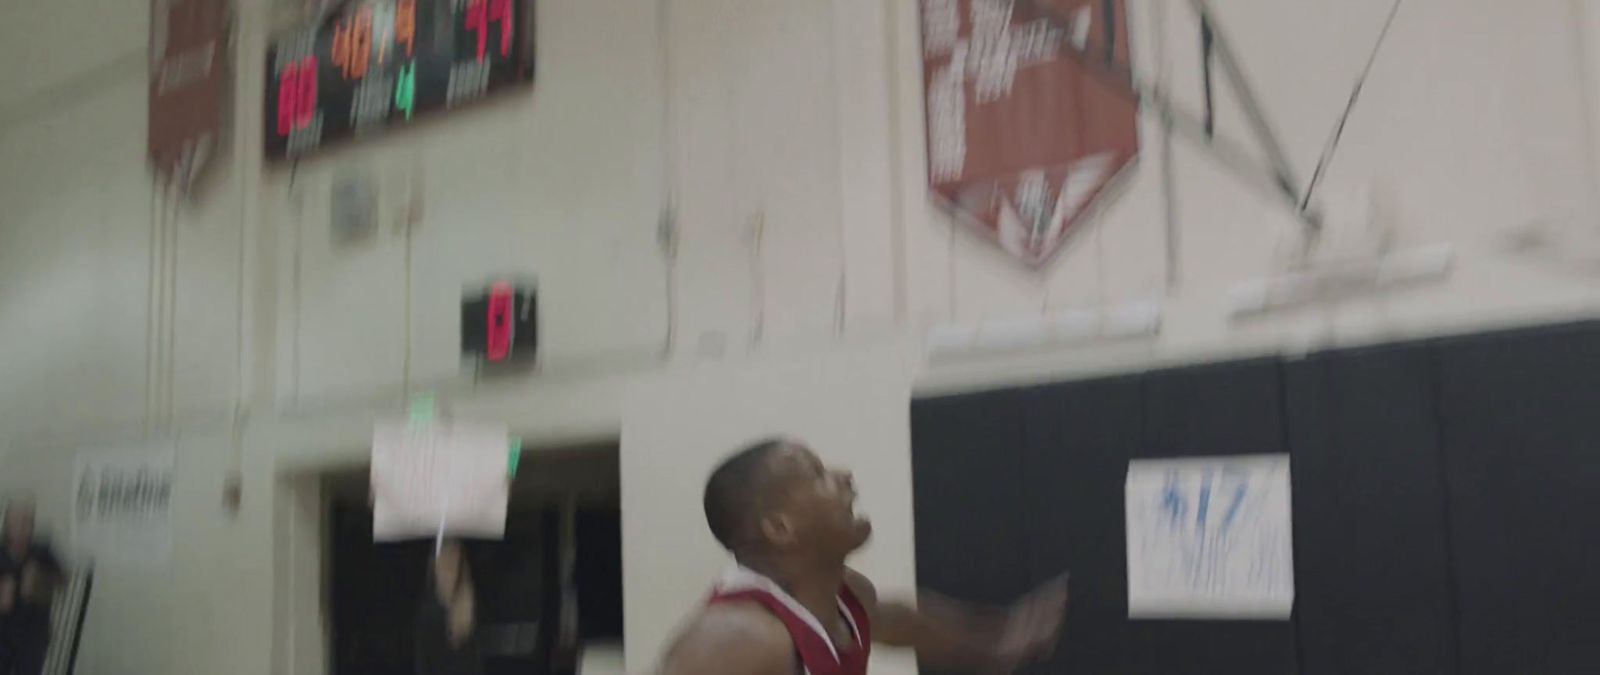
990;575;1069;673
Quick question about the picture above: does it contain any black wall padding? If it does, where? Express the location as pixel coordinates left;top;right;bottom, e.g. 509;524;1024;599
1434;321;1600;675
912;320;1600;675
575;508;624;640
1132;359;1298;675
1021;374;1142;673
910;389;1032;675
1284;345;1458;675
909;389;1032;600
913;363;1297;675
1141;358;1287;459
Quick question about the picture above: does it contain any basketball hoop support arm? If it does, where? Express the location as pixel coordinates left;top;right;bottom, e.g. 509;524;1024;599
1020;0;1324;237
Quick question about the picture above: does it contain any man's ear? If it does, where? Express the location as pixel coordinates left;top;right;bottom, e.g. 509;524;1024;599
759;513;797;547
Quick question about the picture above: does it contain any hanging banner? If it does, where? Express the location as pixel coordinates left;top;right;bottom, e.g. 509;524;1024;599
371;420;511;541
149;0;232;195
72;444;177;567
1125;455;1295;619
920;0;1140;267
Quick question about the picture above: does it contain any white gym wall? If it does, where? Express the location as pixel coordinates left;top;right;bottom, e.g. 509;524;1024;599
1;1;1598;673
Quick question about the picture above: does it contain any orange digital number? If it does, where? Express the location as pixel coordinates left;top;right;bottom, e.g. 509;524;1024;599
351;7;372;78
330;19;350;77
396;0;416;57
331;7;374;80
376;19;387;65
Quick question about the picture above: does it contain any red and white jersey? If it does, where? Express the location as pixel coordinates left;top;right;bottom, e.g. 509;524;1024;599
707;567;872;675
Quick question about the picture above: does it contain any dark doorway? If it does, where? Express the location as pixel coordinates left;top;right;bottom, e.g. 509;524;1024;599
325;444;623;675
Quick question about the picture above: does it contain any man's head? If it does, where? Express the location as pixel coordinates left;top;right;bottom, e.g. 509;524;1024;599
703;438;871;563
3;499;35;550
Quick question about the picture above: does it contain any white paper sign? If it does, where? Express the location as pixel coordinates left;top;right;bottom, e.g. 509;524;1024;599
1125;455;1294;619
371;420;509;542
73;444;176;566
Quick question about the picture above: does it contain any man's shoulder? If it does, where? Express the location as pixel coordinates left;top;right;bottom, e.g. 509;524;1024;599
661;601;794;674
674;601;793;651
843;568;878;607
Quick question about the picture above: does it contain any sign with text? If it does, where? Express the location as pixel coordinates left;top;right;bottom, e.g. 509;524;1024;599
371;420;510;541
72;445;176;566
1125;455;1294;619
150;0;231;193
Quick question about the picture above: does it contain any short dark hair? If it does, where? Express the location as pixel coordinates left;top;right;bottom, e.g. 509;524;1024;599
703;438;793;550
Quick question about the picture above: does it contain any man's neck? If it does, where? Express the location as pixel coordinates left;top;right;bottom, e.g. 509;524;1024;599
739;553;848;628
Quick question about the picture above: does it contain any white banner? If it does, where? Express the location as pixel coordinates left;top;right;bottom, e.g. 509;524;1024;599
72;444;176;567
371;420;510;542
1125;454;1294;619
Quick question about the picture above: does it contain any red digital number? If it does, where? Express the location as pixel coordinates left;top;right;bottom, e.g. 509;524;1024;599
464;0;513;62
486;282;515;361
492;0;513;58
277;68;297;136
297;56;317;128
464;0;486;61
276;56;318;136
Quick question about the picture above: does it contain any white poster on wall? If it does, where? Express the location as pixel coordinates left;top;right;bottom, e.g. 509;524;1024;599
1125;454;1294;619
72;444;176;567
371;420;510;542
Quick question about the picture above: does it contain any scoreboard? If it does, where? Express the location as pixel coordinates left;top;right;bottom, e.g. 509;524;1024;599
265;0;535;160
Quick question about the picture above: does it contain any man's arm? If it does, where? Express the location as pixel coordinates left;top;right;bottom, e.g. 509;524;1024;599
847;569;1067;672
660;604;796;675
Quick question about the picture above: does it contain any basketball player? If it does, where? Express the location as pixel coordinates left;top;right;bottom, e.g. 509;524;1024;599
660;438;1068;675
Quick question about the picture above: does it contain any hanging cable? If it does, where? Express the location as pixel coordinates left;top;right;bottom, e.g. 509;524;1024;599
1300;0;1405;212
884;0;910;325
164;180;180;432
947;219;959;320
657;0;679;357
661;212;679;356
749;210;766;346
828;0;849;338
401;175;415;405
145;179;162;437
288;166;306;408
230;10;251;477
1199;15;1216;139
1094;199;1107;307
1155;0;1180;291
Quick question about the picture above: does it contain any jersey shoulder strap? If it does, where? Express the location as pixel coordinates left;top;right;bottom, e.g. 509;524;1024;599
709;588;842;672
